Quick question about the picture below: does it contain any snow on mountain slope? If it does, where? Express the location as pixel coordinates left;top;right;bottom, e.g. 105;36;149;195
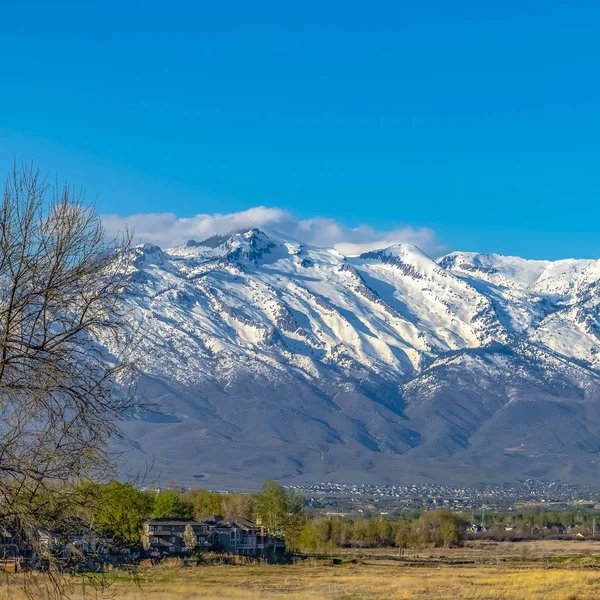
438;251;592;289
439;251;600;368
110;230;600;487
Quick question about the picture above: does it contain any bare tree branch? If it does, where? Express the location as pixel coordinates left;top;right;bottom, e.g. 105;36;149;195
0;162;138;598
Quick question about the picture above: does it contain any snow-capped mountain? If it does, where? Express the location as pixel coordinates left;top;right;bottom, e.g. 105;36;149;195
113;229;600;487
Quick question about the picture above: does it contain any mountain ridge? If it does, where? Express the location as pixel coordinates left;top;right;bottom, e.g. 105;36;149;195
109;229;600;487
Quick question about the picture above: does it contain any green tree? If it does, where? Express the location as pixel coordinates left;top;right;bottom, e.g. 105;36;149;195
297;517;335;552
187;489;223;518
152;490;194;519
330;517;351;547
438;512;463;547
81;481;154;549
253;480;305;549
395;521;415;548
412;510;467;548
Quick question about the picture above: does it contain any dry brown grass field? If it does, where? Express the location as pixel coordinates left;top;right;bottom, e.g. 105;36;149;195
339;539;600;562
4;541;600;600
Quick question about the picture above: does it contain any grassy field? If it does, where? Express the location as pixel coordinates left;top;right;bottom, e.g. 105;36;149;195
5;563;600;600
339;539;600;562
5;541;600;599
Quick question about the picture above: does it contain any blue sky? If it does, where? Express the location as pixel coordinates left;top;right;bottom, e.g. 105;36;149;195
1;1;599;258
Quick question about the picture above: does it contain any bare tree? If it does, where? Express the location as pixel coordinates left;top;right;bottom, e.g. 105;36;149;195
222;494;254;521
0;162;136;597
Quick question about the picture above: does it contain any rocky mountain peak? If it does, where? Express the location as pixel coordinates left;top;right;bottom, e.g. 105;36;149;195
109;231;600;487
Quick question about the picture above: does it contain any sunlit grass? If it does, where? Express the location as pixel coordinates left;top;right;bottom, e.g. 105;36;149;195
3;562;600;599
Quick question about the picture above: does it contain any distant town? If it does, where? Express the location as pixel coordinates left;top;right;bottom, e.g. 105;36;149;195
290;480;600;516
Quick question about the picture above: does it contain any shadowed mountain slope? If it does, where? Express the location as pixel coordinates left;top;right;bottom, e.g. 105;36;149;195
108;229;600;487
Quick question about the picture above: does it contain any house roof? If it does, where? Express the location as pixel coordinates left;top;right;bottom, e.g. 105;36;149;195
145;519;198;526
144;515;259;531
149;540;172;548
196;514;225;525
227;517;258;531
197;515;258;530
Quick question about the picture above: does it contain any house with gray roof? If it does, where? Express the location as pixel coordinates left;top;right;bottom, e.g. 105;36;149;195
142;515;285;557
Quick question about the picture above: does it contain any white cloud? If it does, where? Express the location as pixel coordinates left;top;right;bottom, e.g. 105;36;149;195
102;206;446;257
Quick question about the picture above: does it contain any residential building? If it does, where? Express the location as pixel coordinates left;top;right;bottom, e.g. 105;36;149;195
142;515;285;557
0;525;27;559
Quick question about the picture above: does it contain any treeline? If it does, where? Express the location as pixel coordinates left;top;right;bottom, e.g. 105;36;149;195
470;508;598;530
298;511;468;552
28;478;600;554
462;507;600;541
72;480;305;550
296;507;600;552
77;482;469;552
